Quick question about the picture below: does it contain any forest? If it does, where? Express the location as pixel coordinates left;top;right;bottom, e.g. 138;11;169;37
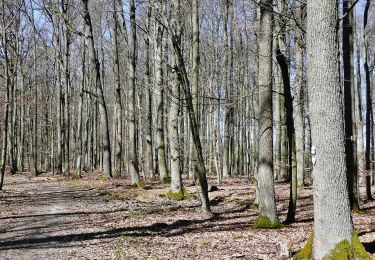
0;0;374;259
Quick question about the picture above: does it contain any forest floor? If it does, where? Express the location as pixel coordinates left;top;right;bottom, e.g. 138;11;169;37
0;173;375;260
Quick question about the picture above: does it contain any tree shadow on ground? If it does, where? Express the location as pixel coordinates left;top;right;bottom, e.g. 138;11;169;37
0;211;264;251
363;241;375;254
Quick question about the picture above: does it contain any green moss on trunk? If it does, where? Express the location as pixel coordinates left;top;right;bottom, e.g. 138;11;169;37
252;215;282;229
324;232;371;260
165;187;190;201
294;231;371;260
249;177;257;185
295;232;313;260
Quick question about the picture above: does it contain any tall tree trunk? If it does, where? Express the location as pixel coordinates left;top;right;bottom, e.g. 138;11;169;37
170;2;211;212
154;2;168;182
275;36;297;224
112;0;122;175
255;0;279;226
363;0;373;201
62;0;70;175
294;2;305;187
355;15;365;187
303;0;357;257
31;0;38;176
222;0;231;178
76;41;85;177
56;23;63;174
144;4;153;179
82;0;112;178
18;64;25;172
128;0;140;185
343;0;359;209
0;0;10;189
169;0;182;193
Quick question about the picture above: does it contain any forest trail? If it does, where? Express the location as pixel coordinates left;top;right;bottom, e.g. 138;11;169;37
1;174;375;259
0;175;124;259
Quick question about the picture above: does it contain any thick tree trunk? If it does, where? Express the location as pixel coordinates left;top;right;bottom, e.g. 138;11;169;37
306;0;354;257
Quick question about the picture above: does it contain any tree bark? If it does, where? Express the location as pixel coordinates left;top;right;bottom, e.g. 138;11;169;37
363;0;373;201
294;2;305;187
82;0;112;178
256;0;278;224
112;0;122;175
128;0;140;185
306;0;353;257
343;0;359;209
154;2;168;182
144;4;154;179
0;0;10;189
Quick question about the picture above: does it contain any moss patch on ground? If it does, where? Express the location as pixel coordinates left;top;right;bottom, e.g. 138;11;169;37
162;176;171;184
352;204;364;214
252;215;283;229
164;187;190;201
130;180;146;189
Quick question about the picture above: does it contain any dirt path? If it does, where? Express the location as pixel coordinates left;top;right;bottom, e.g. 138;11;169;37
0;175;125;259
1;174;374;259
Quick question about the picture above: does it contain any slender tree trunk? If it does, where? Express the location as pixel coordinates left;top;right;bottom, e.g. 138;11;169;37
112;0;122;175
154;2;168;182
294;2;305;187
128;0;140;185
62;0;70;175
82;0;112;178
76;41;85;177
144;4;154;179
169;0;183;193
31;1;38;176
276;37;297;224
0;0;10;189
363;0;373;201
56;24;63;174
343;0;359;209
222;0;231;178
355;17;365;187
255;0;279;225
170;5;211;212
18;65;25;172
